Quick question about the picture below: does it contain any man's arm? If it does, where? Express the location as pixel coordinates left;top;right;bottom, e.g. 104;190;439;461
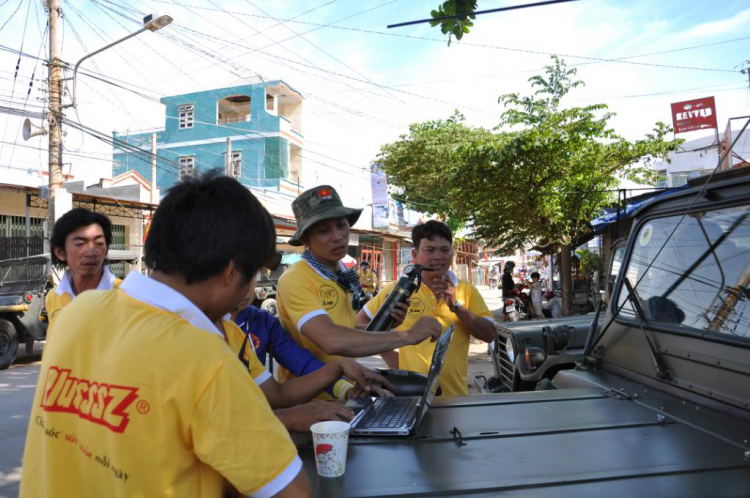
274;401;355;433
453;305;496;343
265;311;329;377
355;309;400;368
259;362;342;408
275;470;312;498
260;358;393;408
432;277;496;343
301;314;440;358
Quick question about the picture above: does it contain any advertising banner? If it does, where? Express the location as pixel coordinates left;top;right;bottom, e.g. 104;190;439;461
670;97;717;134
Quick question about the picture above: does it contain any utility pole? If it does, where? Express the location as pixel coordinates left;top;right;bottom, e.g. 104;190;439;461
151;133;157;203
46;0;63;252
225;137;231;177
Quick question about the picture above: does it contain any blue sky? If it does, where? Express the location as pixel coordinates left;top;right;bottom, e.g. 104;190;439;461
0;0;748;207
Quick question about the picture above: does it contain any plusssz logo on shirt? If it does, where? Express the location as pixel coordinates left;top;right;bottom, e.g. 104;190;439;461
41;367;140;433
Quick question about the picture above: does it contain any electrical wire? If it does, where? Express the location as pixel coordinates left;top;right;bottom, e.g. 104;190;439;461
148;0;745;75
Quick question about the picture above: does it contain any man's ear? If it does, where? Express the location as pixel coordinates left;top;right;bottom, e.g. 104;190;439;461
411;248;417;261
53;246;66;265
221;260;236;287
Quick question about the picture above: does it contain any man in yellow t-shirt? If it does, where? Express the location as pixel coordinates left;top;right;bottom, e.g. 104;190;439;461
357;260;378;296
21;172;310;498
45;208;122;330
357;220;496;397
276;185;441;388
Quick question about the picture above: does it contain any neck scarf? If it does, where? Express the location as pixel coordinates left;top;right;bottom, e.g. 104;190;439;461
302;249;365;310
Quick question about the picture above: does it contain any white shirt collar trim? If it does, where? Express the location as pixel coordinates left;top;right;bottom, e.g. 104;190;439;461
119;271;224;338
56;265;117;298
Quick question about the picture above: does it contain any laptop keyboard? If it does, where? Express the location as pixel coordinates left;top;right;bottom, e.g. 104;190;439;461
357;397;417;429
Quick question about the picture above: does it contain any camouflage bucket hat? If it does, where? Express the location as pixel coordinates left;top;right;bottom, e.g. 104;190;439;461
289;185;362;246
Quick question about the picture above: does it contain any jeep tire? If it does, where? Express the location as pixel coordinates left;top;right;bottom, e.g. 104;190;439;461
261;298;278;317
0;319;19;370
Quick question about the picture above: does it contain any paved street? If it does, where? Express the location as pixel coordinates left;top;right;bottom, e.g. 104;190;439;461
0;359;41;498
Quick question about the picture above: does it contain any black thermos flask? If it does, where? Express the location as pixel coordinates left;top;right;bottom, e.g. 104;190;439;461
365;265;431;332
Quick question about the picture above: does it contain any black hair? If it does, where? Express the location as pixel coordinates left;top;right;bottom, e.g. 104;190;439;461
50;208;113;269
145;170;276;284
531;272;540;279
412;220;452;250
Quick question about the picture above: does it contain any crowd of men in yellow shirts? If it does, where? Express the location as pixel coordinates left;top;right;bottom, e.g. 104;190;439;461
20;172;495;497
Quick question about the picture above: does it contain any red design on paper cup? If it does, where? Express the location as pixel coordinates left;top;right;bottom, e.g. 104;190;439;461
315;443;333;456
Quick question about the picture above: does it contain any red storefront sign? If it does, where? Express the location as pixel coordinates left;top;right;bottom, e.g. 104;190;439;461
670;97;717;134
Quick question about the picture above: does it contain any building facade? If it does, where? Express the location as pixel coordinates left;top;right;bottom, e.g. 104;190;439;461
655;128;749;188
112;80;303;194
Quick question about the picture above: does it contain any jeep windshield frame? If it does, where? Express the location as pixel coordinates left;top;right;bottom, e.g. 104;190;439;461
611;195;750;349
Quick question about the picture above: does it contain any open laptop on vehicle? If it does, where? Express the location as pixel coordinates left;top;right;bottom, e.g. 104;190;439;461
349;324;455;437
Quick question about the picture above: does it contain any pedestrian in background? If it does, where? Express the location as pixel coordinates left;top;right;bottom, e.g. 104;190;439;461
45;208;121;330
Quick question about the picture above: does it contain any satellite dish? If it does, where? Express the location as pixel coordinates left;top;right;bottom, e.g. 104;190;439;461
22;118;47;140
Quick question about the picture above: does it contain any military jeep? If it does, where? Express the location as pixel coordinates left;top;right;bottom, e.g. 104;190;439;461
293;167;750;497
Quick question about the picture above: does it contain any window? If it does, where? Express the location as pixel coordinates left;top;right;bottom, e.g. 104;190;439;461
670;169;713;188
179;156;194;180
655;170;668;188
218;95;250;124
617;205;750;339
178;104;194;129
228;150;242;178
265;92;276;114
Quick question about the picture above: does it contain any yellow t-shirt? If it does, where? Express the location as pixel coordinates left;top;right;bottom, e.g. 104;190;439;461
45;267;123;330
364;276;494;396
221;319;272;385
276;260;356;385
21;276;300;498
357;268;378;292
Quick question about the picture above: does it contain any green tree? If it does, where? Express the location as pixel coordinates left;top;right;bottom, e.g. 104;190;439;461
377;57;679;315
429;0;478;44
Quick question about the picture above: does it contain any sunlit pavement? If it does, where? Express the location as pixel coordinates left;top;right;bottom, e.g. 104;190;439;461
0;358;41;498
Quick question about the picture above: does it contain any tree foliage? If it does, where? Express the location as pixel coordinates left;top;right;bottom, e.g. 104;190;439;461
377;57;680;253
429;0;477;44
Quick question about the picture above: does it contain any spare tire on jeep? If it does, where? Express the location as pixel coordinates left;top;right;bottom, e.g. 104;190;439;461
0;319;19;370
261;298;278;317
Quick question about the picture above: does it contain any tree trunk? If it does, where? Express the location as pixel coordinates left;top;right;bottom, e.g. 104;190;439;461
559;244;573;316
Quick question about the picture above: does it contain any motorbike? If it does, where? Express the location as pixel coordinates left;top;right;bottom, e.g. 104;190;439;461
507;284;532;321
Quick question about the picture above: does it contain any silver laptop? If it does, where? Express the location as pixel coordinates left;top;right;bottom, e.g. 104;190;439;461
349;324;455;436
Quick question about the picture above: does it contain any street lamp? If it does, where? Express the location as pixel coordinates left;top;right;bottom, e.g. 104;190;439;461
64;14;172;109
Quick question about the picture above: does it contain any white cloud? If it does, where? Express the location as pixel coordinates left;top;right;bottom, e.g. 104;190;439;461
681;8;750;38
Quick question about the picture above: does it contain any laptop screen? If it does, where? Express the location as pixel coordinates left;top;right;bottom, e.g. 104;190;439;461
414;324;455;430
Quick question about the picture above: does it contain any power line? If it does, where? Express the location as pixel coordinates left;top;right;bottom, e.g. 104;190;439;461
387;0;579;29
148;0;745;75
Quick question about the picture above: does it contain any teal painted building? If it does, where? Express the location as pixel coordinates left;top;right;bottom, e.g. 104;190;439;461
112;80;303;192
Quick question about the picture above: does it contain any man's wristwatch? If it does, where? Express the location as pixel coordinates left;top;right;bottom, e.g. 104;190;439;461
450;301;462;313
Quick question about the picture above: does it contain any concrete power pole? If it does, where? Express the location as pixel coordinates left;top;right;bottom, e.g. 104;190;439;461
151;133;157;203
46;0;64;251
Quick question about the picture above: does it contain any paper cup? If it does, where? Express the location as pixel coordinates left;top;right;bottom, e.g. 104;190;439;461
310;421;350;478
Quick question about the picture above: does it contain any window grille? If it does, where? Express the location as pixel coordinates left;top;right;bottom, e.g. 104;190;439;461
178;104;194;129
179;156;195;180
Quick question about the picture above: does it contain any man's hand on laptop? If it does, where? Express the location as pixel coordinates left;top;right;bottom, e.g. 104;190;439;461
338;358;394;394
402;317;442;344
348;383;394;399
276;401;354;433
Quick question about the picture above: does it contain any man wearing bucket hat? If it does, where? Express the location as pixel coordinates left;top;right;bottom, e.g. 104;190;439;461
276;186;441;390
